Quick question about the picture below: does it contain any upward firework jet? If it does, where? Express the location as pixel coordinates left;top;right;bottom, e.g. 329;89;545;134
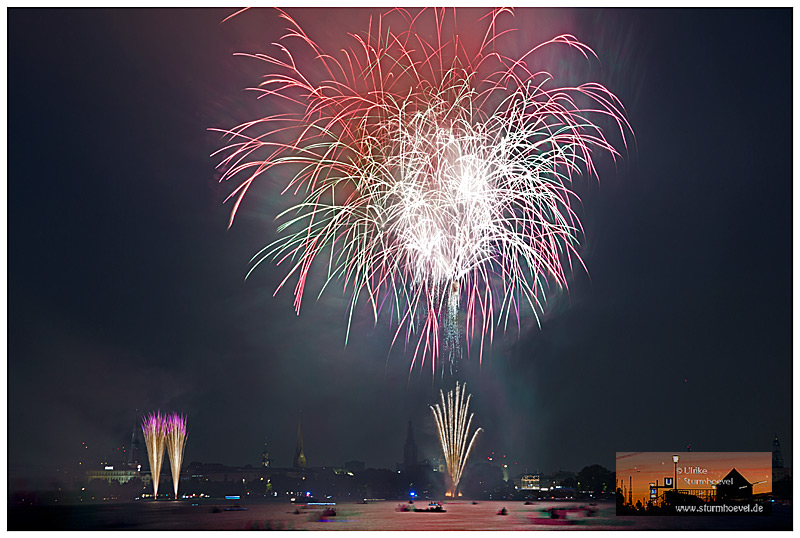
165;413;188;500
142;412;167;499
430;382;483;496
215;8;632;373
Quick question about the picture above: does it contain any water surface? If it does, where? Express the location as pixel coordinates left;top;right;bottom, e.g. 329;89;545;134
9;499;791;531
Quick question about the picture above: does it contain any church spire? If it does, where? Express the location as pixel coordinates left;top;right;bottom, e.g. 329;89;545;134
128;413;141;469
772;435;784;469
403;419;418;469
293;413;307;469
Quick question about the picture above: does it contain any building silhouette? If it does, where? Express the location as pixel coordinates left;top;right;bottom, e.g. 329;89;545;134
716;468;753;502
772;435;792;498
772;435;784;469
293;415;307;469
126;424;141;469
86;465;145;485
403;420;419;471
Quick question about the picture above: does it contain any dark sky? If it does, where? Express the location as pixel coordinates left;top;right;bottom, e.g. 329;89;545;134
8;8;792;481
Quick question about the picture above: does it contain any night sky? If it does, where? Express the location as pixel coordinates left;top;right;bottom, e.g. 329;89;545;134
8;8;792;482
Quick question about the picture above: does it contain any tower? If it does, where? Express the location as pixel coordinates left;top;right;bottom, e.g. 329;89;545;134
293;415;307;469
403;419;418;470
127;423;141;469
773;435;784;469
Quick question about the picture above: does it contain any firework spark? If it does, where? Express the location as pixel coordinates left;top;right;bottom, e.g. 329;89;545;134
165;413;188;500
430;381;483;496
214;8;631;372
141;411;167;499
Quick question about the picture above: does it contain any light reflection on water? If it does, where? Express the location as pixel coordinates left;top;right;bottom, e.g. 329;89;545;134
9;499;791;531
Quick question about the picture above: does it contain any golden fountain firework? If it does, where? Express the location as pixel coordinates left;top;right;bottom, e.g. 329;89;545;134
165;413;188;500
430;382;483;496
141;411;167;499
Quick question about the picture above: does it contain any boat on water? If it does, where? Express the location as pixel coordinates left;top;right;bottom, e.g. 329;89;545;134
414;502;446;513
528;505;595;525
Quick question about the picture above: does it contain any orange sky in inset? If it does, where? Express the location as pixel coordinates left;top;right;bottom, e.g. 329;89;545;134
616;452;772;506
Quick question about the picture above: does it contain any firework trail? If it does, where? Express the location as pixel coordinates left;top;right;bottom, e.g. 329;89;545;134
214;8;632;372
430;381;483;496
165;413;188;500
142;411;167;499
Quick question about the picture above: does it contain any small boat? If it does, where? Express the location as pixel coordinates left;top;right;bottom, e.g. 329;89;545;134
309;507;337;522
528;507;581;525
497;507;508;516
415;502;446;513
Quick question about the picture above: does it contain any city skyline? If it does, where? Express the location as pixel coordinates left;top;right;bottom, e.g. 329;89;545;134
57;412;577;476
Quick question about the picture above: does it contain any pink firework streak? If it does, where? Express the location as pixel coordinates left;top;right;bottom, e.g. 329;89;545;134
213;8;632;373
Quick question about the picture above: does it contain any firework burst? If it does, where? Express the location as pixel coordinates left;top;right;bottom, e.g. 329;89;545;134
214;8;632;372
430;382;483;496
165;413;188;500
141;411;167;499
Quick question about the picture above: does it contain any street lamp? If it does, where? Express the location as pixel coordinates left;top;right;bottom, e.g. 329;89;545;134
672;455;680;491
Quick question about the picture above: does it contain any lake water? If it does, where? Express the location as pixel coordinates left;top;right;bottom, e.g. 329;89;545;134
9;499;791;531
